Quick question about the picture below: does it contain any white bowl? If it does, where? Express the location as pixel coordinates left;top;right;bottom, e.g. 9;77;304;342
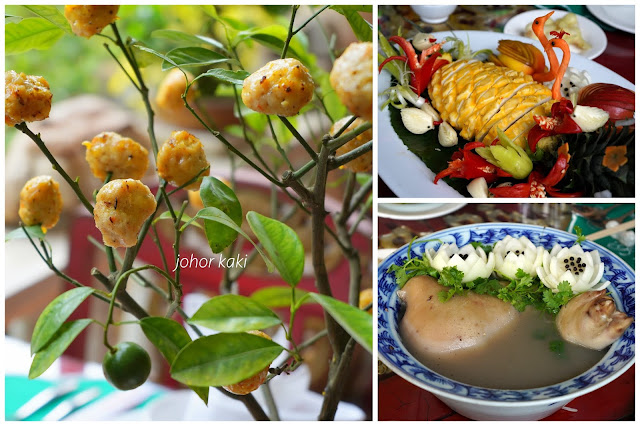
411;5;457;24
378;223;635;420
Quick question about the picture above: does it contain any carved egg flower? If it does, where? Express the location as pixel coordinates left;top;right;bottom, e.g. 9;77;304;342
492;235;544;279
536;244;610;293
426;243;495;283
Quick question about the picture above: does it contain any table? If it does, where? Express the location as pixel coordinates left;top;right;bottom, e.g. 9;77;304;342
377;203;635;420
378;5;635;198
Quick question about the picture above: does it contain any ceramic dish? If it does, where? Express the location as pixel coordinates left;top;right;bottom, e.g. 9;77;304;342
378;223;635;420
587;5;635;34
378;203;466;220
378;31;635;198
503;9;607;59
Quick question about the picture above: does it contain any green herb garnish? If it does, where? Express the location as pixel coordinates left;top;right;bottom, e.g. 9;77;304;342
549;340;566;357
574;225;586;245
470;241;493;255
542;281;575;315
437;266;466;302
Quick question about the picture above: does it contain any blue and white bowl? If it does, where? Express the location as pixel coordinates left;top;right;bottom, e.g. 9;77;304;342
378;223;635;421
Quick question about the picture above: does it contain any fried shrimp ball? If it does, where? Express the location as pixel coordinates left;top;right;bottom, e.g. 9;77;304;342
83;132;149;181
5;71;52;127
330;117;372;173
155;69;196;114
223;331;272;395
94;179;157;248
157;130;210;190
64;5;119;38
241;58;314;116
18;176;63;231
330;42;373;122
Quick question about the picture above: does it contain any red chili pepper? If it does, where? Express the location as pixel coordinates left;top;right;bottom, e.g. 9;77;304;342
387;36;449;96
528;99;582;152
463;141;486;150
434;149;506;184
378;55;408;73
540;152;569;187
489;183;531;198
549;30;570;39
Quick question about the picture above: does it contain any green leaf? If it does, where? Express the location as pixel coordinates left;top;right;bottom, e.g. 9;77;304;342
316;72;347;122
5;15;23;24
330;6;372;42
31;287;94;355
6;17;65;55
162;47;236;71
5;225;46;242
308;293;372;353
153;211;203;230
134;44;181;69
191;207;273;272
234;25;306;60
246;212;304;287
129;40;160;68
151;29;226;52
189;294;281;332
23;6;71;33
140;317;209;404
29;319;91;379
200;5;218;19
140;317;191;363
199;176;242;253
171;333;283;387
194;68;249;85
250;287;309;309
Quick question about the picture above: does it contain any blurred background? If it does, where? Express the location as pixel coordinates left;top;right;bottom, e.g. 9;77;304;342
5;5;373;420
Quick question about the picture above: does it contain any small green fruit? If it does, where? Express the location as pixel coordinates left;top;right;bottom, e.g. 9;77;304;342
102;342;151;390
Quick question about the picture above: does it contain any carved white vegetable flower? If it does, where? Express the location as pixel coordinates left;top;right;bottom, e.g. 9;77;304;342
492;235;544;279
536;244;610;293
426;243;495;283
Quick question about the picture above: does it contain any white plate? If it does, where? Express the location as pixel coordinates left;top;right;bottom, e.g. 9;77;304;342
378;203;466;220
587;5;635;34
504;9;607;59
378;31;635;199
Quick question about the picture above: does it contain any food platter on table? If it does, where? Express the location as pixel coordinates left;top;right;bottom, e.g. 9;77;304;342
378;28;635;199
377;223;635;420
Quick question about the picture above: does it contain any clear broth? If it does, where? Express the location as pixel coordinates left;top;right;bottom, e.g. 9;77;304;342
401;307;606;389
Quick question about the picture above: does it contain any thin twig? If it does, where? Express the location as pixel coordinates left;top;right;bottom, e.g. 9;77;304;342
281;6;300;59
16;123;94;214
292;5;330;36
327;122;372;152
278;116;318;161
267;116;295;170
330;141;372;170
261;382;280;421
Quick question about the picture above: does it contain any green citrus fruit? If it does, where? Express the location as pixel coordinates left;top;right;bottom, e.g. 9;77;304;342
102;341;151;390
